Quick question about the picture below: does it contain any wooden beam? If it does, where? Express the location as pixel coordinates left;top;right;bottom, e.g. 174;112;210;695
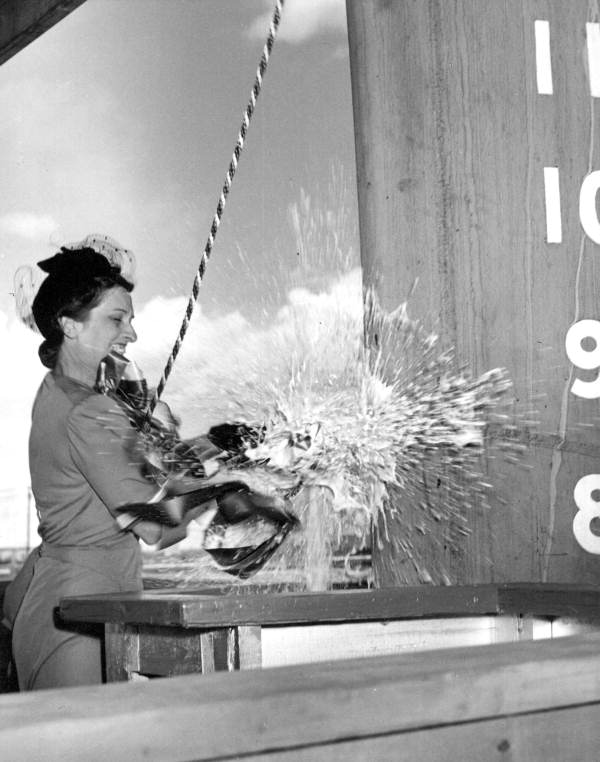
59;585;502;627
497;582;600;619
256;706;600;761
59;583;600;629
2;633;600;760
0;0;87;66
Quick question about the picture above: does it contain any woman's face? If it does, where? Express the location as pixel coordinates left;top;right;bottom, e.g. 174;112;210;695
66;286;137;370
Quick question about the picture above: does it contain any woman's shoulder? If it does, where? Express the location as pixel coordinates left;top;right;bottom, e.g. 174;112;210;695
68;388;131;424
36;374;137;440
47;374;123;416
67;388;139;448
50;374;98;406
31;375;132;448
32;373;98;420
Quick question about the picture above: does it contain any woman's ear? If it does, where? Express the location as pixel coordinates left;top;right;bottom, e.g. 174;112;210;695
58;315;81;340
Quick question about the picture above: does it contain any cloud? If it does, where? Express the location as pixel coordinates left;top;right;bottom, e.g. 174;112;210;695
247;0;347;44
0;212;59;240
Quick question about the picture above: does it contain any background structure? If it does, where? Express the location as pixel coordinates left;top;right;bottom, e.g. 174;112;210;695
348;0;600;585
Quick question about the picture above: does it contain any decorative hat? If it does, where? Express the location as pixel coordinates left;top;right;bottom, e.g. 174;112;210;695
61;234;136;283
14;234;136;332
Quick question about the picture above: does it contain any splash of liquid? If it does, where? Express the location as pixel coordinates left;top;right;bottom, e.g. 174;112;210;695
142;170;523;591
146;282;517;591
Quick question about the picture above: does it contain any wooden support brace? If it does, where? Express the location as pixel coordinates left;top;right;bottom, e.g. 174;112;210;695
235;625;262;670
104;623;139;682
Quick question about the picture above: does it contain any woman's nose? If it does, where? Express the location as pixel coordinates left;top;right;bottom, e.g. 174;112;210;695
123;323;137;343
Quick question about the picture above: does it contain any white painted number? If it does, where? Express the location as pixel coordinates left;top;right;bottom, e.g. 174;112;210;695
539;22;600;554
534;20;553;94
579;171;600;244
543;169;600;246
565;320;600;398
543;167;562;243
573;474;600;554
537;20;600;98
586;23;600;98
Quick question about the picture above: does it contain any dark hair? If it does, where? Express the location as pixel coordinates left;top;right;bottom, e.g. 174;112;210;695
32;247;134;369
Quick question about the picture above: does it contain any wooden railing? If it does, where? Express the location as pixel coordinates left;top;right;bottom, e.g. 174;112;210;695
1;632;600;760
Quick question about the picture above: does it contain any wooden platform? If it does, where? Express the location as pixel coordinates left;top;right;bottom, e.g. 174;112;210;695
2;632;600;760
58;583;600;681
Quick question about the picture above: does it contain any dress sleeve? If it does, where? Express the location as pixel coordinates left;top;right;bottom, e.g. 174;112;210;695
67;393;160;527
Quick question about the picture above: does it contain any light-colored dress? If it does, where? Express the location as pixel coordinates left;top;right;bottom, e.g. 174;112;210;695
3;373;158;690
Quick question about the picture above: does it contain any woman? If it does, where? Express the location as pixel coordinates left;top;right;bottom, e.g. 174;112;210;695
3;238;287;691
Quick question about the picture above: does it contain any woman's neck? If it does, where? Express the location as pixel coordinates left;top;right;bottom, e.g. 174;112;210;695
54;351;98;388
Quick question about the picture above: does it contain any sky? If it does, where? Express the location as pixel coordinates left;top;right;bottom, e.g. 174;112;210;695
0;0;361;547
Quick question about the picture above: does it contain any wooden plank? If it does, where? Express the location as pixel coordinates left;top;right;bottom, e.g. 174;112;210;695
236;625;262;670
59;585;501;627
498;583;600;619
62;592;192;627
491;614;524;642
104;623;139;682
166;585;500;626
247;704;600;761
60;584;600;629
124;626;232;677
199;631;215;673
200;628;233;672
260;616;507;668
2;633;600;761
0;0;87;66
136;626;204;678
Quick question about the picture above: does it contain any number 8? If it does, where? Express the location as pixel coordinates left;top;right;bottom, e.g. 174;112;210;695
573;474;600;554
565;319;600;398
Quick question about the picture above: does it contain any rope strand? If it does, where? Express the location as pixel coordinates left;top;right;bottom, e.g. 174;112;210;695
148;0;284;416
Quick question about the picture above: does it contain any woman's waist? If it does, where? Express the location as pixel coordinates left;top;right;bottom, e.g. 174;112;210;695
38;518;138;549
2;541;142;630
39;538;141;570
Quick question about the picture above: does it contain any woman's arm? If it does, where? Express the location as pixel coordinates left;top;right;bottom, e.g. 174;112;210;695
131;499;219;550
129;519;183;548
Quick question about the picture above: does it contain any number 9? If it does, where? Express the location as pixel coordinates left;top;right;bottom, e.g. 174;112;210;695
565;319;600;398
573;474;600;554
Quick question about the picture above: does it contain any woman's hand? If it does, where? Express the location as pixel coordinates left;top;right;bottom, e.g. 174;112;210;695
133;499;219;551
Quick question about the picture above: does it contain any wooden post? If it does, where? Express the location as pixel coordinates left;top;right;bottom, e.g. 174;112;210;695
347;1;600;585
235;626;262;670
104;623;139;682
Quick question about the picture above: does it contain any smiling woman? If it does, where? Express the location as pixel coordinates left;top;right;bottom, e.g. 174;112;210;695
31;243;136;373
1;239;178;690
2;236;294;691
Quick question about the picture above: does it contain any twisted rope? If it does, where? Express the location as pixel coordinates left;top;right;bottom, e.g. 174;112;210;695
148;0;285;416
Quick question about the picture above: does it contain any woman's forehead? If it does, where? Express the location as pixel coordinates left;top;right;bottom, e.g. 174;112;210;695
97;286;134;312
